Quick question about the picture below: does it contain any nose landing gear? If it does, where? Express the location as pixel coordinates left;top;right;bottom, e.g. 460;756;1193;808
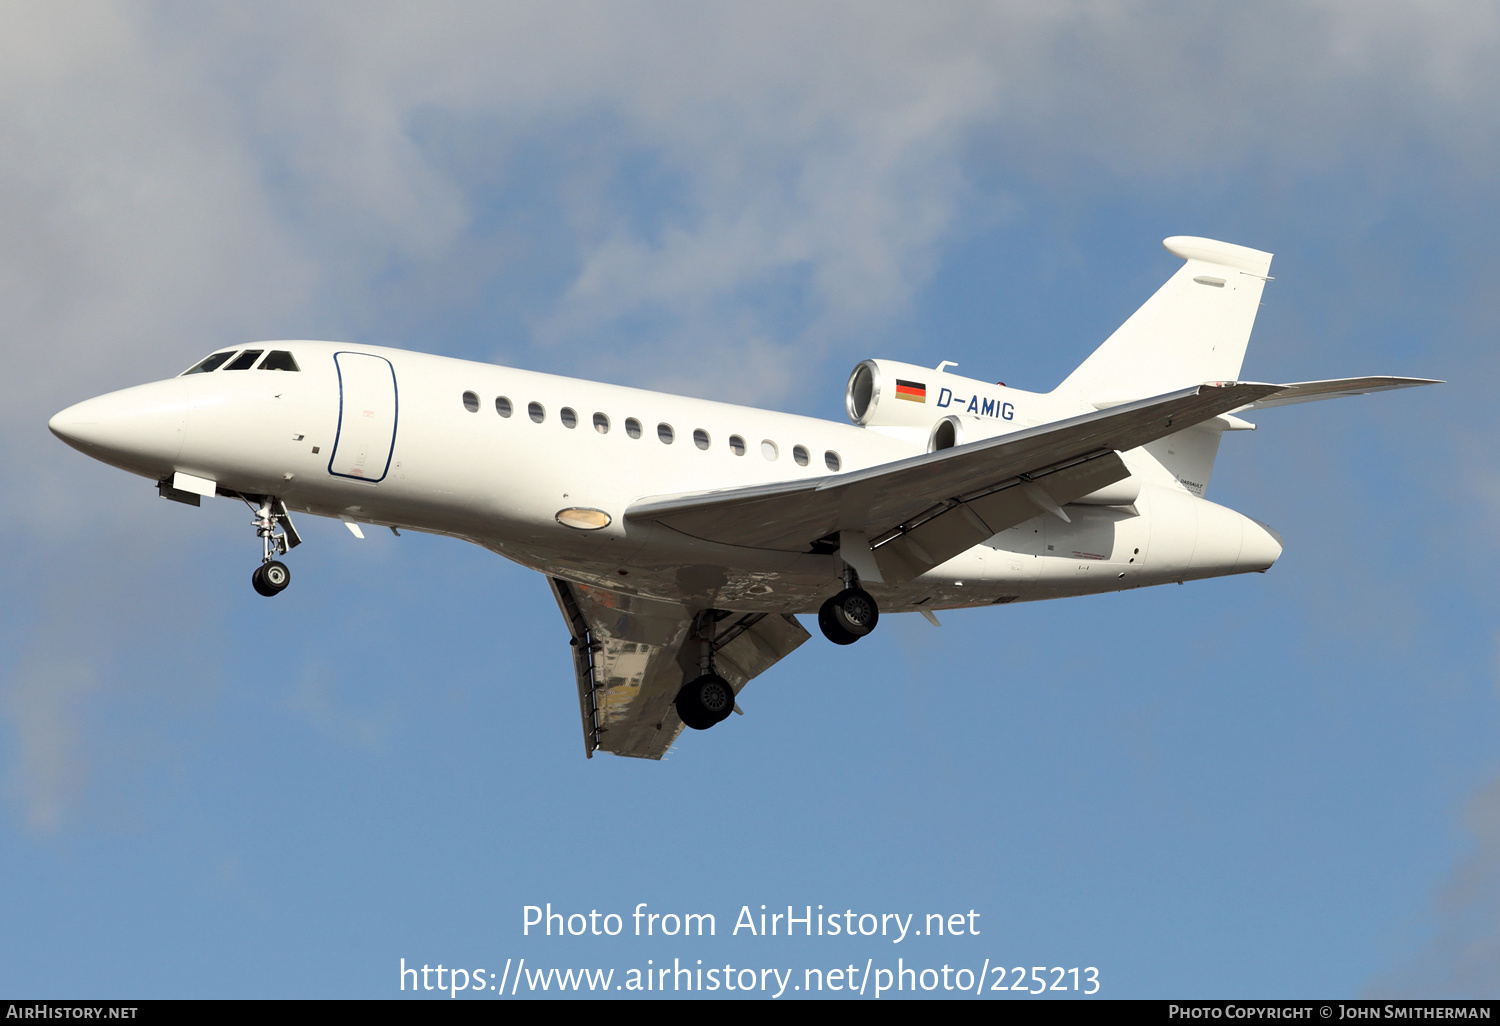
818;567;880;645
675;611;738;731
240;495;301;597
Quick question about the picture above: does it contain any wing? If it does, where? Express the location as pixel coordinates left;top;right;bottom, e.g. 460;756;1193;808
628;381;1282;584
1235;376;1442;410
549;578;809;760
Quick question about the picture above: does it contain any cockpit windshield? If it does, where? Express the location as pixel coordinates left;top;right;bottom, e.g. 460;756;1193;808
224;349;264;370
259;350;299;371
183;351;236;375
181;347;302;375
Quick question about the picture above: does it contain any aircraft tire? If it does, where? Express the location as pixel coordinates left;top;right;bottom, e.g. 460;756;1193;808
252;565;274;596
818;598;860;645
831;587;879;637
253;560;291;596
262;561;291;591
675;673;734;730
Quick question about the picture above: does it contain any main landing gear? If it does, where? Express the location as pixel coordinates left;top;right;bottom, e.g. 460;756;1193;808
241;495;301;597
675;612;737;731
818;567;880;645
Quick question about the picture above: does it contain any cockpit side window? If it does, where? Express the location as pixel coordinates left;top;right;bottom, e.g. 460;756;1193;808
224;349;264;370
183;351;237;375
258;350;299;371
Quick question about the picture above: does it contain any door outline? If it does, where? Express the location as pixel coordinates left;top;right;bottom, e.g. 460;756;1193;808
327;352;399;483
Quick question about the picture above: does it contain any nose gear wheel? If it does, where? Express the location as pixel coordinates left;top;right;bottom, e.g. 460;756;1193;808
252;560;291;596
234;493;301;597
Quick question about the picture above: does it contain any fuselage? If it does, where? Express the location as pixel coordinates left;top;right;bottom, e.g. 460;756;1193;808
48;340;1282;614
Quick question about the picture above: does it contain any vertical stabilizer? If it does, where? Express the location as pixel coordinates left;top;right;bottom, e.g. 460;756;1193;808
1057;236;1273;403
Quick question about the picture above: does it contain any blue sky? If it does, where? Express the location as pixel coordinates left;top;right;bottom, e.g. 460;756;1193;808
2;2;1497;999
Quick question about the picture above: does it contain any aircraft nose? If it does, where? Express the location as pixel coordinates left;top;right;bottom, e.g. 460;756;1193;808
47;401;99;445
49;380;188;472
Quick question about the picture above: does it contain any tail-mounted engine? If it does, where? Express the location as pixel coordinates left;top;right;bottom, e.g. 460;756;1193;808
846;359;1023;444
846;358;1139;505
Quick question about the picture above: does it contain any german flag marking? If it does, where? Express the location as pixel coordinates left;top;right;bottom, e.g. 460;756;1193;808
895;379;926;402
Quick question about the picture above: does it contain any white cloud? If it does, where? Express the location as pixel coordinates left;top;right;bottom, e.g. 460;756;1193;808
5;3;1499;411
1369;767;1500;997
2;655;96;834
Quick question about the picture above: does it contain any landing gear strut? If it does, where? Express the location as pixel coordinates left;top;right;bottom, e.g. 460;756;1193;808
241;495;301;597
675;612;736;731
818;567;880;645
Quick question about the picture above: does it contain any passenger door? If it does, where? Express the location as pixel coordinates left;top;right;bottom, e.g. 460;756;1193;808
328;352;397;482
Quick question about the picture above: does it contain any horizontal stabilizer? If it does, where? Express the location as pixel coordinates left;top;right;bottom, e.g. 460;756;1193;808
1240;376;1442;410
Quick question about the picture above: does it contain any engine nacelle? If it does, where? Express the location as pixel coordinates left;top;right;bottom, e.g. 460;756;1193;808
847;358;1139;505
846;359;1027;431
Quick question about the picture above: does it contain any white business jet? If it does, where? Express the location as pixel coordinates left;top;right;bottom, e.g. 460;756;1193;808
49;237;1435;759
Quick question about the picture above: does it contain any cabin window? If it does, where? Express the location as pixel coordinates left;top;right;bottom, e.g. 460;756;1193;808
258;350;299;371
761;440;778;461
462;391;480;413
658;423;675;444
224;349;263;371
183;351;236;374
729;435;746;456
625;418;642;439
593;412;610;434
824;450;841;472
792;444;809;467
529;402;545;423
560;407;578;429
496;396;513;417
693;429;710;450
